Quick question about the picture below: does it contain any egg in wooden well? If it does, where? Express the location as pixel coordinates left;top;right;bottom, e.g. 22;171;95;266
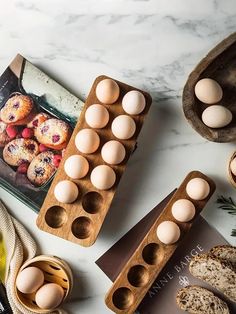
75;128;100;154
111;115;136;140
101;140;126;165
54;180;79;203
156;221;180;245
64;155;89;179
186;178;210;201
194;78;223;104
96;79;120;104
85;104;109;128
90;165;116;190
171;199;196;222
122;90;146;115
202;105;232;129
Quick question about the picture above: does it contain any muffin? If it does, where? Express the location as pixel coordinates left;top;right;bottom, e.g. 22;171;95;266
3;138;39;166
0;94;35;125
27;151;56;186
35;118;71;150
27;112;51;128
0;121;11;147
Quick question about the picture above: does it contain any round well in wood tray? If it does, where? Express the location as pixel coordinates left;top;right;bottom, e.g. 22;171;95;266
183;32;236;142
228;151;236;188
15;255;73;313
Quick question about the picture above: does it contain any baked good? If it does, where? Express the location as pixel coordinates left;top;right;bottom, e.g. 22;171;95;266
27;151;56;186
189;253;236;302
0;121;11;147
35;118;71;150
176;285;230;314
0;94;34;125
3;138;39;166
210;245;236;269
27;112;51;128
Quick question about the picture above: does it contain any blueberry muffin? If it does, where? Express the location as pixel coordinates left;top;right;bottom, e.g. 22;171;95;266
27;151;56;186
0;121;11;147
27;112;51;128
3;138;39;166
0;94;34;125
35;118;71;150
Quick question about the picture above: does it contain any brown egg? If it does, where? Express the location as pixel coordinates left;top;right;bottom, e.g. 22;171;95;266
35;283;64;309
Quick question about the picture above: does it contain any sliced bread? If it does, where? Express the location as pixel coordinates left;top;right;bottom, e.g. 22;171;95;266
176;285;230;314
189;254;236;303
210;245;236;269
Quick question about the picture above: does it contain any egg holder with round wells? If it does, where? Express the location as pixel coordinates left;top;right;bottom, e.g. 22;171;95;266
105;170;216;314
15;255;73;313
36;75;152;247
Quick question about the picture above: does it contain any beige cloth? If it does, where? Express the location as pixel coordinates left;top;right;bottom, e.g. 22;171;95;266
0;200;67;314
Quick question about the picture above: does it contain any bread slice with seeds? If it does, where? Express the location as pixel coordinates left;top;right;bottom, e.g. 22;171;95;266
176;285;230;313
189;254;236;303
210;245;236;269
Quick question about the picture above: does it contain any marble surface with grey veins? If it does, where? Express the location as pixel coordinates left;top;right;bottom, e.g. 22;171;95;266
0;0;236;313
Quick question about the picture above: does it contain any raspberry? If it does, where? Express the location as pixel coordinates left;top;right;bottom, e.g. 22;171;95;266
17;162;29;174
53;155;62;168
6;125;18;139
22;127;34;139
39;144;48;152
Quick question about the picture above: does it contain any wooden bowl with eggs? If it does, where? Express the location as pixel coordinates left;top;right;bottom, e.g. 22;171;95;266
183;32;236;142
15;255;73;313
228;151;236;188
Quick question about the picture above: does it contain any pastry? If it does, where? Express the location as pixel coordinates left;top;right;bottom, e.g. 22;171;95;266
27;151;56;186
0;121;11;147
176;285;230;314
3;138;39;166
189;253;236;302
35;118;71;150
210;245;236;269
0;94;34;125
27;112;51;128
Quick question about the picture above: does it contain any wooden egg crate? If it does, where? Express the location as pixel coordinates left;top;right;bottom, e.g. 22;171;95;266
105;171;216;313
37;75;152;247
183;32;236;142
15;255;73;313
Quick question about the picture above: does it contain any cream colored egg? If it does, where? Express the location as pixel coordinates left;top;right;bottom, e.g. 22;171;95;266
230;157;236;176
90;165;116;190
96;79;120;104
101;140;126;165
75;129;100;154
156;221;180;245
64;155;89;179
111;115;136;140
16;267;44;294
54;180;78;203
195;78;223;104
186;178;210;200
122;90;146;115
171;199;196;222
202;105;232;129
85;104;109;128
35;283;64;310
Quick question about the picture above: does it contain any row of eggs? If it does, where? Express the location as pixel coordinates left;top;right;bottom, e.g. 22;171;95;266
195;78;232;129
54;79;147;203
156;177;210;245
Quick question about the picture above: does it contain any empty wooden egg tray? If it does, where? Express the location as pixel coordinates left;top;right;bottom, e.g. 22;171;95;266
105;171;216;313
15;255;73;313
183;32;236;142
37;75;152;247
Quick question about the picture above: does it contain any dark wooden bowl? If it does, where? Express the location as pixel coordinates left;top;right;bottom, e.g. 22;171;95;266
183;32;236;142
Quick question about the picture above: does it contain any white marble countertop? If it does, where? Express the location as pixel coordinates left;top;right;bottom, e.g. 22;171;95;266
0;1;236;313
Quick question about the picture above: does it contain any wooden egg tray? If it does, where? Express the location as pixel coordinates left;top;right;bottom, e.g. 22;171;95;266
37;75;152;247
183;32;236;142
15;255;73;313
105;171;216;313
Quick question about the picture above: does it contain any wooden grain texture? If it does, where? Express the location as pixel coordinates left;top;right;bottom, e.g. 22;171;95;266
105;171;216;314
228;151;236;188
36;75;152;247
183;32;236;142
15;255;73;313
